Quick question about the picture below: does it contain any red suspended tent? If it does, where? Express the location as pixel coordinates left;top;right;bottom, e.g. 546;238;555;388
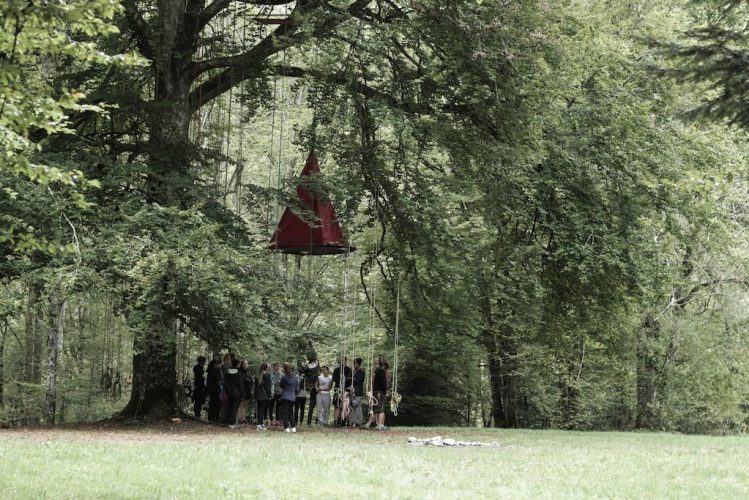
270;150;355;255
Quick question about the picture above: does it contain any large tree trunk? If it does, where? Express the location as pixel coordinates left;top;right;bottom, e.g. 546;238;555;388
44;295;66;424
119;1;194;418
120;319;178;420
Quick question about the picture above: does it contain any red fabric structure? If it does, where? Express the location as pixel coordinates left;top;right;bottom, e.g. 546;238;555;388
270;151;354;255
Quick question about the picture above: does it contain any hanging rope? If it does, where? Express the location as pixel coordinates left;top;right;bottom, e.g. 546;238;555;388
365;228;379;412
336;248;351;417
391;275;402;416
350;262;358;381
275;46;289;223
266;73;278;232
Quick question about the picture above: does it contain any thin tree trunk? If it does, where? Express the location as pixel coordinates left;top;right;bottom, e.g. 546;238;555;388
0;319;6;407
45;295;66;424
484;330;520;428
23;281;42;384
488;355;505;427
636;315;660;429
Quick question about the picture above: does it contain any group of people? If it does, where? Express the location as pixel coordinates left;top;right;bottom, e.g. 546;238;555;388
192;353;393;432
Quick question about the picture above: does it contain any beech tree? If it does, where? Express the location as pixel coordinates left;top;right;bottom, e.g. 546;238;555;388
105;0;523;418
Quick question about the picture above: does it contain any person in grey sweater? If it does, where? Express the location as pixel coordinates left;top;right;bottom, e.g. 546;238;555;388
279;363;300;432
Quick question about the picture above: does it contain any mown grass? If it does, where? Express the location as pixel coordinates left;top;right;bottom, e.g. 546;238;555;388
0;425;747;499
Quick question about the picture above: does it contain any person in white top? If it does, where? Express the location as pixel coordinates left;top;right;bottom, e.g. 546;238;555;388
316;366;333;427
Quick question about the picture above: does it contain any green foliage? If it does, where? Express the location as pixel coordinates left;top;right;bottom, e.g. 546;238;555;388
0;0;140;254
1;0;748;432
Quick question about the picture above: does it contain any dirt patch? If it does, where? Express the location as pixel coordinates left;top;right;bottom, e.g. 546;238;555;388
0;422;504;445
0;421;247;443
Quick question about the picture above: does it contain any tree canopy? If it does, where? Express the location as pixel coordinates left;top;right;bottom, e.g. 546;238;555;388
0;0;747;432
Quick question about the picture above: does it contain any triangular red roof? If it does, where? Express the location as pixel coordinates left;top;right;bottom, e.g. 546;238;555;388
269;150;354;255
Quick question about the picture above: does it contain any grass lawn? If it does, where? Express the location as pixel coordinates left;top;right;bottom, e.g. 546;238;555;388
1;423;747;499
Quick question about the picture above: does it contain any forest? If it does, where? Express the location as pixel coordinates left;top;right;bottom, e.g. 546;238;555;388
1;0;748;434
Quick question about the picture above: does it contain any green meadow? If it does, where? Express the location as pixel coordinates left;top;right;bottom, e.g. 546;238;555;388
1;425;747;499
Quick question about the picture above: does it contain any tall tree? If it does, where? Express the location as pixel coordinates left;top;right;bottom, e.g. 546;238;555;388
91;0;549;418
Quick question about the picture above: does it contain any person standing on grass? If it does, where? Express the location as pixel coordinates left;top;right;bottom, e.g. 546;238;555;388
316;366;333;427
192;355;207;419
255;362;272;430
350;357;365;427
303;356;321;426
223;358;243;426
372;356;388;430
280;363;300;432
219;353;233;422
237;359;253;424
332;356;352;427
206;358;223;423
270;362;283;424
294;370;307;425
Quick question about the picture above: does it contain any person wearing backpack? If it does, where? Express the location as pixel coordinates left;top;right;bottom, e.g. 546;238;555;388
303;357;321;425
254;362;272;430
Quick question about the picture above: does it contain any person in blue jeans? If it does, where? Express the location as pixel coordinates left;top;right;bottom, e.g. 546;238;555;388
279;363;300;432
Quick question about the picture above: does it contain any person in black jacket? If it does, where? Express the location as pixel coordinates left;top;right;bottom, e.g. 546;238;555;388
302;357;320;426
192;356;207;419
206;358;222;423
223;358;243;426
372;356;388;430
350;357;365;427
254;362;272;430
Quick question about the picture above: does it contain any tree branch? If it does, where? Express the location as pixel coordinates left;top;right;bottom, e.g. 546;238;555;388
122;0;155;60
263;65;501;138
195;0;295;35
188;0;373;112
